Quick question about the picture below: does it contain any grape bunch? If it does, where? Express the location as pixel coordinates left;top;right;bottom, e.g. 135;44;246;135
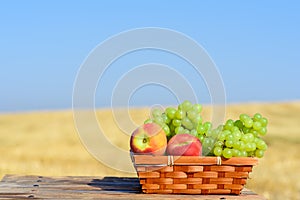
144;100;207;140
210;113;268;158
144;100;268;158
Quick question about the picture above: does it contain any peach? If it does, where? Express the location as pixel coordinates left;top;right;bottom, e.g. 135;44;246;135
167;134;202;156
130;123;167;155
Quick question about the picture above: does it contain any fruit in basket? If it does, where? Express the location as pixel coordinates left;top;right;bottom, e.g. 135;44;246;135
130;123;167;155
167;133;202;156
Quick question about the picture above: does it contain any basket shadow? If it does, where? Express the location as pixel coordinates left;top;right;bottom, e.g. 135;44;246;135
87;177;142;194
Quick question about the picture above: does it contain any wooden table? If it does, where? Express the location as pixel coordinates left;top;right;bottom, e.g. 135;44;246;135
0;175;266;199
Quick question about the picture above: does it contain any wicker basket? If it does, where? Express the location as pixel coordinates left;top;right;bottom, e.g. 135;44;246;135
131;153;258;195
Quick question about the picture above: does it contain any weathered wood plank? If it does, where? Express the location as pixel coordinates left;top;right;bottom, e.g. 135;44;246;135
0;175;266;199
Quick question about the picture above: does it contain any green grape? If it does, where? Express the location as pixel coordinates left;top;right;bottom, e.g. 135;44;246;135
251;130;259;137
175;126;184;134
225;140;234;148
240;150;248;157
197;124;206;134
187;110;198;120
202;137;214;155
172;119;181;127
193;104;202;113
182;117;194;130
218;132;226;141
253;121;262;130
182;100;193;111
256;140;267;150
234;120;244;130
250;142;256;151
222;148;233;158
213;147;223;156
162;124;171;136
244;118;253;128
260;117;268;127
222;130;231;136
203;122;212;131
240;114;250;123
183;128;190;134
198;134;204;142
225;133;234;141
233;141;241;149
253;113;262;121
175;109;185;119
258;127;267;136
166;107;176;119
245;143;253;152
242;127;251;133
245;133;254;142
153;116;164;126
191;115;202;125
190;129;198;136
161;113;170;124
144;119;153;124
255;149;264;158
232;130;242;140
239;141;246;150
224;119;234;130
231;126;240;132
151;108;162;118
214;140;223;147
232;149;240;157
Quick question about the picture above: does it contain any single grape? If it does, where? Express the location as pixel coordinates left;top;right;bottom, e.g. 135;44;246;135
231;126;240;132
253;113;262;121
244;118;253;128
182;117;194;130
151;108;162;118
203;122;212;132
240;114;250;123
161;113;170;124
218;132;226;141
162;124;171;136
258;127;267;136
197;124;206;134
251;130;259;137
175;109;185;119
213;147;223;156
225;133;234;141
191;115;202;125
214;140;223;147
239;141;246;150
193;104;202;113
225;140;234;148
233;141;241;149
245;133;254;142
144;119;153;124
256;140;267;150
255;149;264;158
260;117;268;127
175;126;184;134
234;120;244;130
166;107;176;119
223;148;233;158
242;127;251;134
153;116;164;126
198;134;204;142
187;110;197;120
245;143;253;152
253;121;262;130
232;149;240;157
182;100;193;111
224;119;234;130
232;130;242;140
172;119;181;127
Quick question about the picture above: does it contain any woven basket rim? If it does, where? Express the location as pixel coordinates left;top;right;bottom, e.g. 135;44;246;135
131;153;258;166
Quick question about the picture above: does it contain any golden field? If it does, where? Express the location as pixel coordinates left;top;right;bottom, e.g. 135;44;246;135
0;101;299;199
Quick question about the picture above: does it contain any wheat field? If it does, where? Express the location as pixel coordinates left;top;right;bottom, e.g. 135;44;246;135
0;101;299;199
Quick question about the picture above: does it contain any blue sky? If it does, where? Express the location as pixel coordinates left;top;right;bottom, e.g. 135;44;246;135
1;1;300;112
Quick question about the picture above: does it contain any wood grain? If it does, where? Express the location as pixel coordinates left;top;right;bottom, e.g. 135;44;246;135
0;174;266;199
